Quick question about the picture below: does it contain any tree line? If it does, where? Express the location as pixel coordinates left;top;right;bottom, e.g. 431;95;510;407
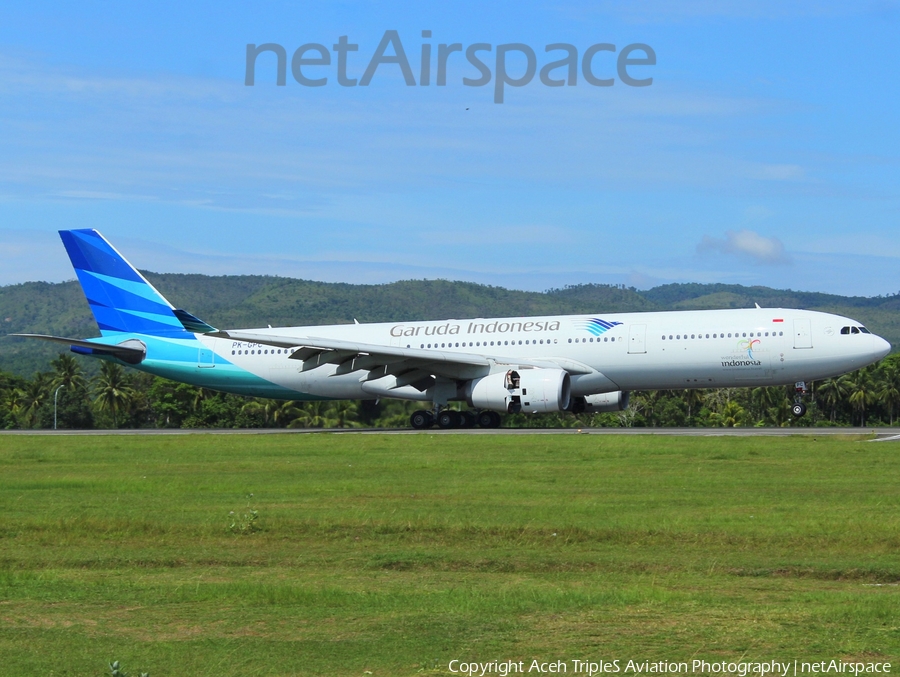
1;353;898;430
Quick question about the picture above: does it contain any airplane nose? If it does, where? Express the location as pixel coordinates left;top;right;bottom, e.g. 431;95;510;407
872;335;891;361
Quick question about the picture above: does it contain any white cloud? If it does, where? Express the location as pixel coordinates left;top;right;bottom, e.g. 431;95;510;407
697;229;791;265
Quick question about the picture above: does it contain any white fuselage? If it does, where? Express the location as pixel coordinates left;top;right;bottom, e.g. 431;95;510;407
188;307;890;400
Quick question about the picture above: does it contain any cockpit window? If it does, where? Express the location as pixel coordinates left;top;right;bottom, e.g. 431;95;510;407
841;326;850;335
851;326;860;334
859;326;871;334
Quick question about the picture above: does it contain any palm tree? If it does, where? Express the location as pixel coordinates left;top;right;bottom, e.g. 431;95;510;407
241;398;303;427
876;362;900;425
191;387;210;412
845;369;875;427
766;395;794;428
638;390;663;427
20;374;50;428
704;388;738;413
288;400;337;428
50;354;88;393
682;388;706;421
92;362;135;428
750;386;779;423
326;400;362;428
2;388;24;427
241;398;277;426
273;400;303;426
709;400;746;427
816;376;850;423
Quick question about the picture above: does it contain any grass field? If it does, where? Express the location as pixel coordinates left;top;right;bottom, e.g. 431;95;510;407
0;433;898;676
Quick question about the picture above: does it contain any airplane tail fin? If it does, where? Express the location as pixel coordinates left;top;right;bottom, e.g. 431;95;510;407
59;229;215;337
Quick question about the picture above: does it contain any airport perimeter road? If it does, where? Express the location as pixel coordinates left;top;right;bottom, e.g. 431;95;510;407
3;428;900;440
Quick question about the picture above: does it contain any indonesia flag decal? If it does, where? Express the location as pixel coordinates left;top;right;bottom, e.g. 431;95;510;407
772;318;784;323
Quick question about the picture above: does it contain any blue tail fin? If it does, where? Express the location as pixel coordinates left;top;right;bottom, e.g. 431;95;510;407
60;229;197;337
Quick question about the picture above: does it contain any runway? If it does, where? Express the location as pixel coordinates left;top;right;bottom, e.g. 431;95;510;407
3;427;900;439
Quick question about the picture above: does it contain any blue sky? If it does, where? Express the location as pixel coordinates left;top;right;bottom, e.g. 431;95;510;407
1;1;898;296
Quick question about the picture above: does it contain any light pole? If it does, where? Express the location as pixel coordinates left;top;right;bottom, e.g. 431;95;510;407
53;384;65;430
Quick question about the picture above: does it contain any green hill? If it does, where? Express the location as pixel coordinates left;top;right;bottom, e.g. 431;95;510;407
0;275;896;377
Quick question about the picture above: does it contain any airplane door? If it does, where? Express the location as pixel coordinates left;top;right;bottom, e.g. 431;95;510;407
198;347;215;368
793;319;813;349
628;324;647;354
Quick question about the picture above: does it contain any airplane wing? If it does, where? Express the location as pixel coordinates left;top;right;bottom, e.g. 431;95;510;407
212;330;594;388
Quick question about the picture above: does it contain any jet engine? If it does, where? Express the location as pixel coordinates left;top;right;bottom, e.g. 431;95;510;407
571;391;631;413
467;368;571;414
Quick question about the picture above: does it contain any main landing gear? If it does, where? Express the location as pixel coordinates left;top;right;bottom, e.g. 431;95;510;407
792;381;808;418
410;409;500;430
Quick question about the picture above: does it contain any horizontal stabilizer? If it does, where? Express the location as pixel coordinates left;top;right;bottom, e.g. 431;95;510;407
11;334;146;365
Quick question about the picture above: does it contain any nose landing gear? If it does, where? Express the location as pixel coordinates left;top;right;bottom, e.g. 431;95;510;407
792;381;808;418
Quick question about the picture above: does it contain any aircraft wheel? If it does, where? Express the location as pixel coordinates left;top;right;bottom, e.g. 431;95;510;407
476;411;494;428
410;410;434;429
460;410;477;428
791;402;807;417
477;411;502;428
437;410;460;429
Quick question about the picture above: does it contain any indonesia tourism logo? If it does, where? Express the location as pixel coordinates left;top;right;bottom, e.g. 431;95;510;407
738;337;760;359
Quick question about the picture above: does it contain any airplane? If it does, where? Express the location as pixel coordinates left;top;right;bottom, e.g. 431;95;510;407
14;229;892;429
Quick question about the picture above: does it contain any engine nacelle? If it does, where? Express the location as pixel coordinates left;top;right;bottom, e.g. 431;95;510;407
467;368;571;414
572;391;630;413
